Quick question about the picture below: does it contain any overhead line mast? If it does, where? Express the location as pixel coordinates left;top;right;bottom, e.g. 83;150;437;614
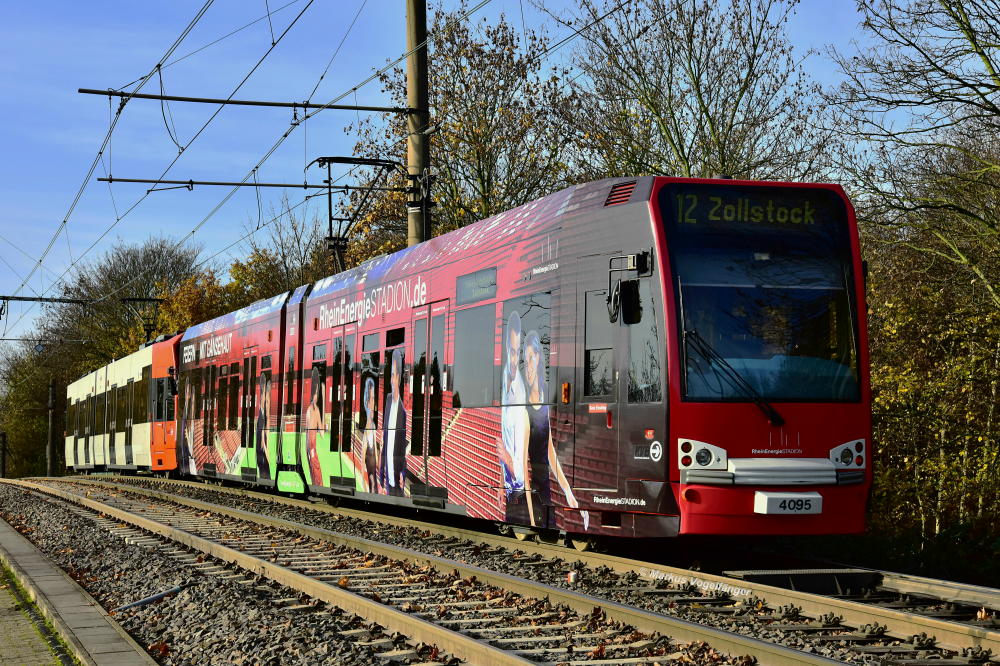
406;0;431;246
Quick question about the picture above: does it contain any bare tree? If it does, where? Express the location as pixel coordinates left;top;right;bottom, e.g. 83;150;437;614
344;3;579;258
828;0;1000;306
551;0;830;181
232;195;330;301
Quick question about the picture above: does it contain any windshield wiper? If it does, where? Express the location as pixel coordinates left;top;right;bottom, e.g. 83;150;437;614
683;329;785;427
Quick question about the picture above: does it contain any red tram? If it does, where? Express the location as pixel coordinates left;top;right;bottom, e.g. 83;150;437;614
67;177;872;540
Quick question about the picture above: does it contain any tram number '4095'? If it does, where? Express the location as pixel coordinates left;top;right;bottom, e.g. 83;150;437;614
753;491;823;515
779;498;811;511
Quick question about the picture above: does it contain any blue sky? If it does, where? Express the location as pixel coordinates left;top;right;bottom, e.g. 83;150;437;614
0;0;865;339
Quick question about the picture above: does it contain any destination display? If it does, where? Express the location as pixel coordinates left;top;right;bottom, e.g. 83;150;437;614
660;183;848;238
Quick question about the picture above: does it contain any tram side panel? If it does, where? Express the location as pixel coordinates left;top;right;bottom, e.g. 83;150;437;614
177;295;289;483
149;335;182;472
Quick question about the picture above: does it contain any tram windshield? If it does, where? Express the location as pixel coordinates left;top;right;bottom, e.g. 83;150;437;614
660;183;861;402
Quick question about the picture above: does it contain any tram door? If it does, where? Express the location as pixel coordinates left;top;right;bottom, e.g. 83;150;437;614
327;325;356;491
409;301;448;508
409;302;449;507
240;349;257;479
572;253;625;492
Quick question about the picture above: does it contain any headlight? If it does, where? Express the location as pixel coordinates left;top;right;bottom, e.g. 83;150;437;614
677;439;727;470
839;448;853;465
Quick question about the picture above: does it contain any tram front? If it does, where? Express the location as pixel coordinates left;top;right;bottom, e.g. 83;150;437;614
655;179;871;535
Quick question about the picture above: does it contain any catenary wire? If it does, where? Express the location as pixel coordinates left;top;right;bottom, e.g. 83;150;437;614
13;0;493;331
92;0;496;307
2;0;216;335
3;1;315;336
116;0;301;90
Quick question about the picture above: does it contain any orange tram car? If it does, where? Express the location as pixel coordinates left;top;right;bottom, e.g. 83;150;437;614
66;177;872;541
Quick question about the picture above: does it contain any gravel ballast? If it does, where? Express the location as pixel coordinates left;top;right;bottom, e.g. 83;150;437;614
0;483;442;665
74;476;921;664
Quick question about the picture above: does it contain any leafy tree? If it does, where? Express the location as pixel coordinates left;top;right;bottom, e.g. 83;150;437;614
155;269;233;335
551;0;830;180
862;233;1000;583
230;198;331;302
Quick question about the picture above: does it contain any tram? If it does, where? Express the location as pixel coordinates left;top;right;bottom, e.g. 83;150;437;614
67;176;871;539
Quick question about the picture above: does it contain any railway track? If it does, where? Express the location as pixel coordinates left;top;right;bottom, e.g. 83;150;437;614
45;475;1000;664
7;477;842;665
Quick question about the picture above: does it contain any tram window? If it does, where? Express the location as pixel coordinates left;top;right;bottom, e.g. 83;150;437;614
216;374;228;430
285;346;296;413
585;290;614;396
411;320;428;456
359;351;380;431
453;304;495;408
118;386;128;431
386;327;405;348
165;378;175;422
260;355;271;370
141;366;152;422
382;348;405;456
306;362;326;430
628;280;663;403
341;334;355;451
501;292;552;405
428;314;445;456
228;362;240;430
193;368;202;421
457;267;497;305
362;333;379;352
155;379;165;421
96;391;106;435
312;344;327;362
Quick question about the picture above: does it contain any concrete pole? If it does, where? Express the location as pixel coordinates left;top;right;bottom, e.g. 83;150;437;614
47;376;55;476
406;0;430;246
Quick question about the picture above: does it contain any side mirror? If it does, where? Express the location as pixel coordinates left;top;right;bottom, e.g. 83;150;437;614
607;280;621;323
621;279;642;325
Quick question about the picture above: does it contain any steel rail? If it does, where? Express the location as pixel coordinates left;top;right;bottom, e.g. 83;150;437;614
75;476;1000;656
877;572;1000;613
51;477;849;665
6;480;529;666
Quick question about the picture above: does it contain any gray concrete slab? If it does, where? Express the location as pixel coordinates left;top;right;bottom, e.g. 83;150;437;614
0;512;156;666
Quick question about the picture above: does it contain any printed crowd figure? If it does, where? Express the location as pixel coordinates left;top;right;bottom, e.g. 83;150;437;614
499;312;531;523
381;348;407;496
255;373;272;481
361;377;380;493
523;330;586;529
305;366;325;486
